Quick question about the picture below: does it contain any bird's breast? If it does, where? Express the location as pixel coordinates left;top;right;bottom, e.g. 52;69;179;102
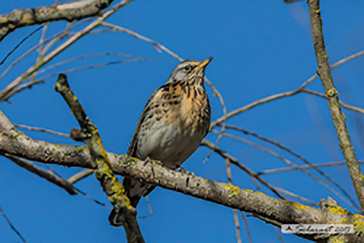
136;82;210;168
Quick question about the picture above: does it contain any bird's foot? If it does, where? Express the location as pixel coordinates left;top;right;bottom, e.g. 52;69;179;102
143;157;163;178
143;157;163;167
175;165;195;176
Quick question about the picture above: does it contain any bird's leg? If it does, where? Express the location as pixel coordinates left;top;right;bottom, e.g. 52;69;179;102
143;157;163;178
175;165;195;189
143;157;152;166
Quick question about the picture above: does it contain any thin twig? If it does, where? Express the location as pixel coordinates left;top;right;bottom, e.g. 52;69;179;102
0;18;92;81
68;169;94;184
138;196;154;219
223;125;358;209
210;49;364;128
0;26;43;66
211;89;303;128
12;125;111;209
15;124;70;138
203;76;227;164
76;188;112;210
0;205;27;243
274;227;285;243
35;53;143;76
41;22;73;56
233;209;242;243
240;213;253;243
145;197;153;218
31;23;50;83
303;89;364;115
102;22;183;61
41;163;111;210
213;130;358;210
224;157;242;243
259;160;364;175
0;0;132;102
201;140;284;199
4;58;148;101
6;154;77;195
273;187;317;206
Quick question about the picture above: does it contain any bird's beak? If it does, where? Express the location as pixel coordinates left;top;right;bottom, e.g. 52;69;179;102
194;57;213;72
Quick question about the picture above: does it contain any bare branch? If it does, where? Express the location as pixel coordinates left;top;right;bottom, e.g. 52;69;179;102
0;26;43;66
0;0;133;103
68;169;94;184
212;130;358;209
0;27;69;81
6;125;111;210
224;157;242;243
35;53;145;76
233;209;242;243
0;205;27;243
307;0;364;212
259;160;364;175
5;154;77;195
54;74;144;242
102;22;183;61
202;76;227;164
15;124;70;138
3;57;146;101
210;49;364;128
0;0;117;42
303;89;364;115
274;227;285;243
201;140;284;199
1;111;364;242
272;187;317;206
240;213;252;243
222;125;358;209
211;89;302;128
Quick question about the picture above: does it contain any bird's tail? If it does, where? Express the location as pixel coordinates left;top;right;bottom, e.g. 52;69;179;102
108;177;155;227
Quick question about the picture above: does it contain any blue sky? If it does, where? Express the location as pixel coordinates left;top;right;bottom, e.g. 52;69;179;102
1;0;364;242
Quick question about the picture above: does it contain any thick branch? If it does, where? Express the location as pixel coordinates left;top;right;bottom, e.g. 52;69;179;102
0;112;363;242
54;74;144;243
0;0;114;42
307;0;364;213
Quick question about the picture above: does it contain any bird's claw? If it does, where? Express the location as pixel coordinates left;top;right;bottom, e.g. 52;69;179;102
175;165;195;176
143;157;163;166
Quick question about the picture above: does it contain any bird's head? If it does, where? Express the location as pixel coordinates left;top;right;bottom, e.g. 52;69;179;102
166;57;213;84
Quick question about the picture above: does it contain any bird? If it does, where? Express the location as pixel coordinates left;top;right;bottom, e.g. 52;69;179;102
109;57;212;226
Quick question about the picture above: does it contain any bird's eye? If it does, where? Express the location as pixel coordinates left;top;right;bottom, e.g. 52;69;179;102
184;65;192;72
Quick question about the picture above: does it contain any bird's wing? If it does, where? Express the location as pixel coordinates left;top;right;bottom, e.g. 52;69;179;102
127;85;166;157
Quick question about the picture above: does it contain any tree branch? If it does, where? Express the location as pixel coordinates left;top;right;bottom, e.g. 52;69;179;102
54;74;144;243
210;49;364;128
302;89;364;115
219;125;358;209
307;0;364;213
5;154;77;195
0;0;133;103
0;0;115;42
1;111;363;241
0;205;27;243
68;169;94;184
